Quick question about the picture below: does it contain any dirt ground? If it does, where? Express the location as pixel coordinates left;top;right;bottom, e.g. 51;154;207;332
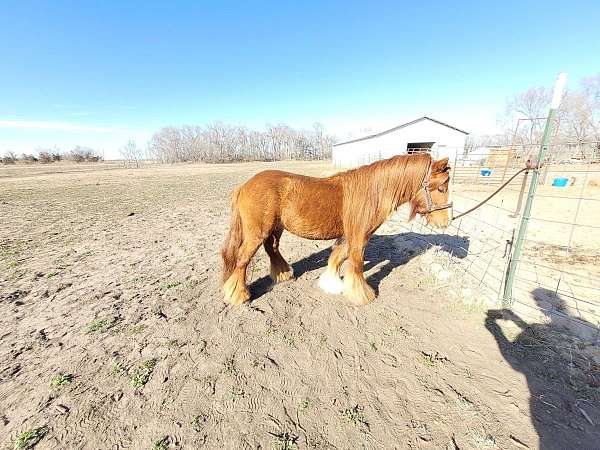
1;161;599;449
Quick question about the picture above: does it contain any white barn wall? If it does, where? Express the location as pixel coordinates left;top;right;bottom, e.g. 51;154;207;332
332;119;467;168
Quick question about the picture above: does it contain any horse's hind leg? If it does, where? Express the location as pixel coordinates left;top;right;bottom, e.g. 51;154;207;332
223;236;262;305
264;228;293;283
318;238;347;294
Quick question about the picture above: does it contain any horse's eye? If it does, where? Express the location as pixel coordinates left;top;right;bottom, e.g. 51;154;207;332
438;186;447;193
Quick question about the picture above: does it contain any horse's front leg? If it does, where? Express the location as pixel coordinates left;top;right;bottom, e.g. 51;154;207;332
343;236;376;305
318;238;347;294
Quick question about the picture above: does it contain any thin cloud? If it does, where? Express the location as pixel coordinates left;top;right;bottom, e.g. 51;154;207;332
0;119;118;133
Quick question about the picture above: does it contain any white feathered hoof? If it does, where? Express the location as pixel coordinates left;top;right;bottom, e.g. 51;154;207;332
318;269;344;294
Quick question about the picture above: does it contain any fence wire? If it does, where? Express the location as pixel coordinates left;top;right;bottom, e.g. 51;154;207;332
390;142;600;343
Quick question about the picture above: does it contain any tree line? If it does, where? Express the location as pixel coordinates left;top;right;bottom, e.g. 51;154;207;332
1;122;333;165
1;146;103;164
144;122;333;163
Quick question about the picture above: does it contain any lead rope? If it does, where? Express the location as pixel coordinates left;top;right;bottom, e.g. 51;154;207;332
451;162;538;221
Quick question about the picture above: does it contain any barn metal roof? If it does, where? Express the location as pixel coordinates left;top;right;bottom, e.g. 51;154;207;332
333;116;469;146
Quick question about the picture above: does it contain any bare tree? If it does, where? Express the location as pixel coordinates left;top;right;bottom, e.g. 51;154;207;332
119;140;144;168
66;146;102;162
1;151;17;164
578;74;600;140
37;148;53;164
21;153;38;163
560;92;595;145
502;86;552;144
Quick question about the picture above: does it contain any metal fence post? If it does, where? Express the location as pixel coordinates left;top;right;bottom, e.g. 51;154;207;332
502;73;567;308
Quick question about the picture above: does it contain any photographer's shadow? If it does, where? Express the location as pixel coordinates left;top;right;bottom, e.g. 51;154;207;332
249;231;470;300
485;288;600;449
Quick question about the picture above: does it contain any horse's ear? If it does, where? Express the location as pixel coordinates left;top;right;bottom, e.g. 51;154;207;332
432;157;450;174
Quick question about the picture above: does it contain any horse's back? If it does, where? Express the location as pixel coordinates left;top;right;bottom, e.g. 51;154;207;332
237;169;344;240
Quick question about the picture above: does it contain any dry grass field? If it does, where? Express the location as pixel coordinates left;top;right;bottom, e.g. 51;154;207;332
1;161;599;449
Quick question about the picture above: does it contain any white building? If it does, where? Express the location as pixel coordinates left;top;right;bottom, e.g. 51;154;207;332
332;116;469;168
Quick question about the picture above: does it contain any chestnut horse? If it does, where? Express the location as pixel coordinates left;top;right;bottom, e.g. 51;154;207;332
221;153;451;306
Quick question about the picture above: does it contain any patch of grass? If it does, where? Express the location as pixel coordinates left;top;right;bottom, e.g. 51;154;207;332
420;354;436;368
1;245;20;270
185;278;199;288
50;373;73;389
163;280;181;290
87;317;116;333
282;334;296;348
383;325;410;337
152;435;169;450
298;398;310;411
271;432;298;450
112;361;128;376
222;357;237;376
14;426;48;449
319;333;327;347
420;351;450;368
266;321;278;335
340;405;369;429
45;271;58;278
472;432;496;449
190;413;208;432
131;358;157;389
417;274;435;287
229;386;246;401
128;324;147;335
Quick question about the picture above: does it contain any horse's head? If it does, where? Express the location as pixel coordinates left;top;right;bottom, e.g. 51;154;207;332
410;157;452;229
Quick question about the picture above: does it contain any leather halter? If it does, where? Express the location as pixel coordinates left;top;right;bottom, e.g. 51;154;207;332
417;164;453;215
421;179;453;213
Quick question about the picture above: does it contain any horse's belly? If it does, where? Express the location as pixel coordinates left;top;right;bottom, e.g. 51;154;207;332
281;182;343;240
283;214;343;240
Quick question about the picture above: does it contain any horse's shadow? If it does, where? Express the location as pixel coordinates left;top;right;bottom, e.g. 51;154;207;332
249;232;470;301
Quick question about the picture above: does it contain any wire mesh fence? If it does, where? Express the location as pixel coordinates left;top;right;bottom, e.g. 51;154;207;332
388;141;600;343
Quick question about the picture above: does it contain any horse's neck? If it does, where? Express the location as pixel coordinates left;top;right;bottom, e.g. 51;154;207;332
342;162;415;220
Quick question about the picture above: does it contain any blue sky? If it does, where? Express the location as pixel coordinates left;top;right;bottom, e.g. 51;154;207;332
1;0;599;158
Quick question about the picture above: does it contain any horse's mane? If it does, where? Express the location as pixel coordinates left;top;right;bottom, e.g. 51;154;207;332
335;153;432;233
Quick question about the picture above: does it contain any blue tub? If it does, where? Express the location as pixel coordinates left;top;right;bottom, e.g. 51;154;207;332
480;169;492;177
552;177;569;187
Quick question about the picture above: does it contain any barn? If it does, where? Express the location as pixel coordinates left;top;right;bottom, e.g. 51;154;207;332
332;116;469;168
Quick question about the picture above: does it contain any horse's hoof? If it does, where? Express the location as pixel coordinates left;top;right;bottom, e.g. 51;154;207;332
343;275;376;305
318;270;344;294
345;291;376;306
224;289;250;305
223;275;251;305
271;267;294;283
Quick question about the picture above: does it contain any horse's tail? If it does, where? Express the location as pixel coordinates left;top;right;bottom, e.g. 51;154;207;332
221;187;243;284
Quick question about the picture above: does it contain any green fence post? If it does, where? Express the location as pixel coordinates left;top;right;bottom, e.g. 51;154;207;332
502;73;567;308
